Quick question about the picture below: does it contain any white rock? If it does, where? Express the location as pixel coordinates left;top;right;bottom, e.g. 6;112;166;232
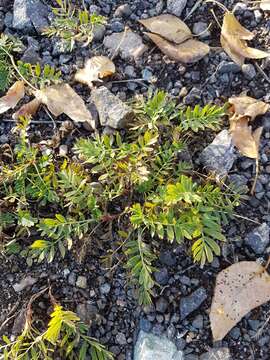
13;276;37;292
167;0;187;17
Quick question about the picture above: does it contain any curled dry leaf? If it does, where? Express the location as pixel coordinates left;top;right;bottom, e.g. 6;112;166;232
210;261;270;341
0;81;25;114
229;95;269;121
13;98;41;120
34;83;95;129
230;116;262;158
144;33;210;63
260;0;270;11
221;12;269;65
139;14;192;44
75;56;115;88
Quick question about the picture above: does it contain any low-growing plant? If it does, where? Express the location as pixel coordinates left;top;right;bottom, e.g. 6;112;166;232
0;291;113;360
43;0;107;51
0;90;240;305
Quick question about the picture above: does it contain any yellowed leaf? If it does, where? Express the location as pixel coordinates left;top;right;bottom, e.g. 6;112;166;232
230;116;262;158
229;95;269;121
139;14;192;44
34;84;95;129
222;12;254;40
221;12;269;64
75;56;115;88
144;33;210;63
260;0;270;11
0;81;25;114
12;98;41;120
220;35;245;66
210;261;270;341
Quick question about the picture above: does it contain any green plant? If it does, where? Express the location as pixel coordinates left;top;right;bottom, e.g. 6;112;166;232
44;0;106;51
0;34;24;90
0;300;113;360
178;103;227;132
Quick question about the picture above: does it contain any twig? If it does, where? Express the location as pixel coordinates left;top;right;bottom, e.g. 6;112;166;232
184;0;204;20
0;301;20;333
251;157;259;195
233;213;261;225
254;61;270;84
2;119;63;124
110;26;127;61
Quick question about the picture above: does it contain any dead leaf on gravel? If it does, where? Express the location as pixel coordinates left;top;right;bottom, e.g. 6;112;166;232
34;84;95;129
139;14;192;44
210;261;270;341
12;98;41;120
221;12;269;65
230;116;262;158
75;56;115;88
260;0;270;11
144;33;210;63
0;81;25;114
229;96;269;121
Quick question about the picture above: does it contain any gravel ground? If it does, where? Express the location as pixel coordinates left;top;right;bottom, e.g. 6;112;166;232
1;1;270;359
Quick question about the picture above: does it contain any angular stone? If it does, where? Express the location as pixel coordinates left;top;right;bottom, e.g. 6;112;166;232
134;331;184;360
103;29;147;60
91;86;134;128
167;0;187;16
13;0;48;33
245;223;270;254
12;276;37;292
200;347;231;360
76;276;87;289
199;130;237;179
180;287;207;320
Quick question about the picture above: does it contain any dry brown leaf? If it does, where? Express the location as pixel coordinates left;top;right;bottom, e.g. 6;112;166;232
222;12;254;40
144;33;210;63
260;0;270;11
12;98;41;120
0;81;25;114
75;56;115;88
34;84;95;129
230;116;262;158
229;96;269;121
139;14;192;44
210;261;270;341
220;35;245;66
221;12;269;64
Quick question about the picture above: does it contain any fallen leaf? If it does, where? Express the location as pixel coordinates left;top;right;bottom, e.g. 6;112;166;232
144;33;210;63
210;261;270;341
230;116;262;158
0;81;25;114
139;14;192;44
260;0;270;11
12;98;41;120
75;56;115;88
34;84;95;129
229;96;269;121
221;12;269;65
220;35;245;66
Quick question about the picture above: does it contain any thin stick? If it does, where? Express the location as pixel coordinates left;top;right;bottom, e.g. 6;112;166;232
185;0;203;20
251;157;259;195
206;0;229;12
210;9;222;28
2;119;63;124
254;61;270;84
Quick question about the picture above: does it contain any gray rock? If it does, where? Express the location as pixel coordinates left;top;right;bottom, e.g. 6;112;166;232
12;276;37;292
217;61;241;74
103;30;147;60
100;283;111;295
116;332;126;345
76;275;87;289
180;287;207;320
52;40;71;56
134;331;184;360
21;46;41;64
242;63;256;80
200;348;231;360
167;0;187;17
155;297;169;313
93;24;106;42
13;0;48;33
192;314;204;329
91;86;134;128
199;130;237;179
192;22;210;39
114;4;132;17
245;223;270;254
154;268;169;285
